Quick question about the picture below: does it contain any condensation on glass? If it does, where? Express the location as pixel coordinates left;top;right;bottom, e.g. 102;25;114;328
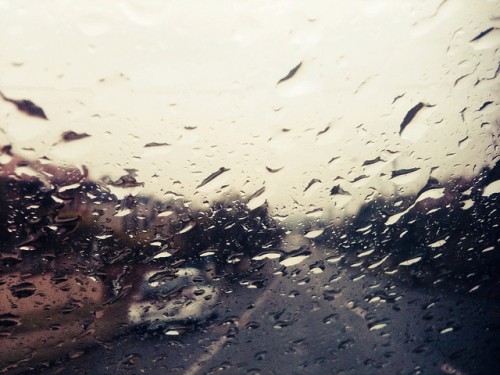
0;1;499;374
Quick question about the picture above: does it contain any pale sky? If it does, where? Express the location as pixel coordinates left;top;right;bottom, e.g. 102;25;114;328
0;0;498;223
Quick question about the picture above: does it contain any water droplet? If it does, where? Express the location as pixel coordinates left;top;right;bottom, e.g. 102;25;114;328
252;251;282;260
153;251;172;259
440;327;454;334
165;330;180;336
367;255;390;269
427;238;448;248
368;322;388;331
399;257;422;266
280;254;310;267
304;228;324;239
482;179;500;197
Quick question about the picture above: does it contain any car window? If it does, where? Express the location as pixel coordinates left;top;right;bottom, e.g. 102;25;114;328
1;1;499;374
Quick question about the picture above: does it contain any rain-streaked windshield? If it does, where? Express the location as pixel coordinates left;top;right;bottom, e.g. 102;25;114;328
1;1;499;374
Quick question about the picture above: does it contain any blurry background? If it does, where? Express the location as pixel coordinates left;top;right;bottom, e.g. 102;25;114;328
0;0;498;221
1;2;500;375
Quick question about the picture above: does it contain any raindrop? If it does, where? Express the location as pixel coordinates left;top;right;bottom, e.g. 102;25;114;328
61;131;91;142
9;282;36;298
304;228;324;239
277;61;302;85
196;167;230;189
0;90;48;119
440;327;454;334
280;254;310;267
368;322;388;331
482;179;500;197
330;185;350;195
399;257;422;266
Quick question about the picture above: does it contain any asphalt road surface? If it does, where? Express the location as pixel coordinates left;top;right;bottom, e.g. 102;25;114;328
26;246;499;375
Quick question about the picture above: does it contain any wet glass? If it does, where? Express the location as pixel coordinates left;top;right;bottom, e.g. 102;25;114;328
0;1;499;374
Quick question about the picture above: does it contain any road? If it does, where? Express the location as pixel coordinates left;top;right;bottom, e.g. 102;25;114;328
28;245;499;375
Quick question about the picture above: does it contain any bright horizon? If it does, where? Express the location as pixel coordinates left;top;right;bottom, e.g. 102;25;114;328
0;0;498;223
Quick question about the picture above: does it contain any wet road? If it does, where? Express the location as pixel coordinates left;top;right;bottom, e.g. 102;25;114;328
30;247;500;375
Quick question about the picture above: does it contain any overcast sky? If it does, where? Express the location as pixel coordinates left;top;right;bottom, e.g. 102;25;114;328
0;0;498;223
